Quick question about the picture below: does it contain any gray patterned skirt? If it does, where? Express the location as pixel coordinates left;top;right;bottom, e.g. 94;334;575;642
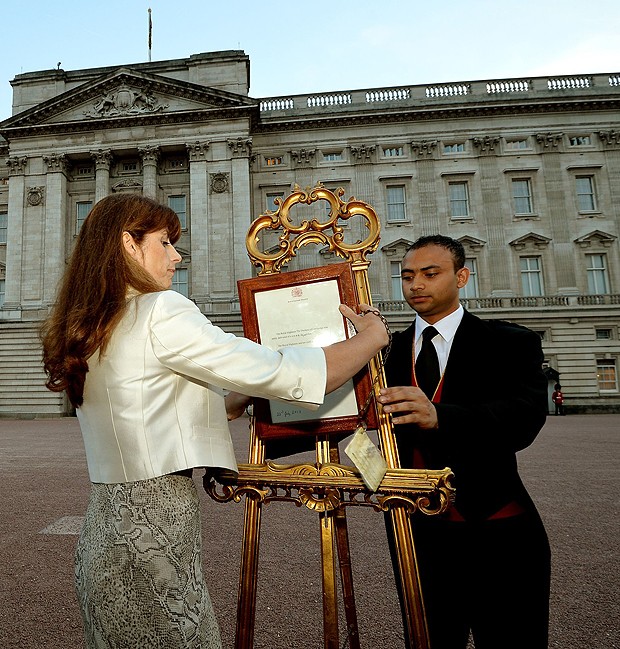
75;473;222;649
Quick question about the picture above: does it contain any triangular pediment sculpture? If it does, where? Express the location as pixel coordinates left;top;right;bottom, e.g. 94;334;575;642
574;230;617;248
509;232;552;251
0;68;257;135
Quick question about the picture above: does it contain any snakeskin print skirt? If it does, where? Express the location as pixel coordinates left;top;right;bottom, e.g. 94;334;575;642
75;474;222;649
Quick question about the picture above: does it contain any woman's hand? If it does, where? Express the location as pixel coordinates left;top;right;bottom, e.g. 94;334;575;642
339;304;389;347
225;391;251;421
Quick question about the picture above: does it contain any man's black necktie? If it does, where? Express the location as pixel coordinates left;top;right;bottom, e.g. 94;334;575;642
416;326;440;399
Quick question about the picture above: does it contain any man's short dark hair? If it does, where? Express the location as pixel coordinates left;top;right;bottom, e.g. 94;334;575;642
408;235;466;271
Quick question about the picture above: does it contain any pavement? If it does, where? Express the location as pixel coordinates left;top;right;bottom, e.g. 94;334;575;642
0;414;618;649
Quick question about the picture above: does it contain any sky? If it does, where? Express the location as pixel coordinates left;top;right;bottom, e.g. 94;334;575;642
1;0;620;121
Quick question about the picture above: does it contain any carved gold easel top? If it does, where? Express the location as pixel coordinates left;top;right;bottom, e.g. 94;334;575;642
246;183;381;274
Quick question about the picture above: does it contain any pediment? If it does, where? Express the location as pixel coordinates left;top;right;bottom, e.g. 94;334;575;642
509;232;551;250
381;238;413;256
0;68;256;133
457;235;486;251
574;230;616;248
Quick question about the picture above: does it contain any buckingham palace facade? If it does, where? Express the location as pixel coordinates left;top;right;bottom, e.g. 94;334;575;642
1;50;619;416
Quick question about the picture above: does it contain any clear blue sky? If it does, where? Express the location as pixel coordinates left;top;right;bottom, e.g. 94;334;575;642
2;0;620;121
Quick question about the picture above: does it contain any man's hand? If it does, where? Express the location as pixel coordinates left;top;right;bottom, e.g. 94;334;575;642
378;386;438;429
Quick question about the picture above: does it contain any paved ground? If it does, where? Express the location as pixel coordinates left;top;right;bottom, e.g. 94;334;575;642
0;414;618;649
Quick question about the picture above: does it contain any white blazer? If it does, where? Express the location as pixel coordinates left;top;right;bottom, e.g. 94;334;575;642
77;290;327;483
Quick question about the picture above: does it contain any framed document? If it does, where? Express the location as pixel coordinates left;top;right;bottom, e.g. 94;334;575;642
238;262;378;439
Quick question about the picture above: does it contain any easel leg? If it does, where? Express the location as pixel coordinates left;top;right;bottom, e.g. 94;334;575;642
389;506;430;649
320;509;340;649
334;506;361;649
235;495;262;649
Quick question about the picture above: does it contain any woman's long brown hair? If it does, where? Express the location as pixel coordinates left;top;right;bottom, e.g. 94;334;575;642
41;194;181;407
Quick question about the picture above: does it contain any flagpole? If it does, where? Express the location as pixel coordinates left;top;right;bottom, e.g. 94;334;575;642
148;8;152;62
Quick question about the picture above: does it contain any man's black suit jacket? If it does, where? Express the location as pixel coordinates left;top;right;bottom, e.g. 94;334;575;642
385;309;548;521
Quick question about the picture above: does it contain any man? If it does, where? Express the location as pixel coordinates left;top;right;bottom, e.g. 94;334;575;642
378;235;550;649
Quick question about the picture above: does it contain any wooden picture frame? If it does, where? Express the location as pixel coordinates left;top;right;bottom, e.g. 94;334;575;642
237;262;378;440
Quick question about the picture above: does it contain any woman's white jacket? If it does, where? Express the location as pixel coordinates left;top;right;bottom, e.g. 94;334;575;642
77;290;326;483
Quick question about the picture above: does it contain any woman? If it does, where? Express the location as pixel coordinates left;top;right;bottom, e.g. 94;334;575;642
41;194;387;649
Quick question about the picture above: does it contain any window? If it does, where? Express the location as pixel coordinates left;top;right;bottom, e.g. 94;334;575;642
576;176;597;212
168;195;187;230
76;201;93;233
512;178;533;215
265;156;283;166
586;254;609;294
121;161;139;173
391;261;403;300
596;328;612;340
460;258;479;298
443;143;464;153
0;210;7;244
383;146;404;157
0;279;4;307
520;256;544;296
76;165;94;176
266;192;285;212
449;182;470;219
505;139;528;150
323;152;343;162
569;135;592;146
167;158;186;170
597;359;618;392
386;185;407;221
171;268;189;298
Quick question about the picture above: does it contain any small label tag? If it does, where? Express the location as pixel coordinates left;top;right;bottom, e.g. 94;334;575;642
345;426;388;492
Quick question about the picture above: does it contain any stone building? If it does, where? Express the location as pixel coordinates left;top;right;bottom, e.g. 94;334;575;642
1;50;619;416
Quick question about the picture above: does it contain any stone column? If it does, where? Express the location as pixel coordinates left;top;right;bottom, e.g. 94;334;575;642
2;156;27;313
228;138;253;287
91;149;113;203
186;141;210;303
138;146;160;199
42;153;70;305
535;132;576;293
411;140;439;233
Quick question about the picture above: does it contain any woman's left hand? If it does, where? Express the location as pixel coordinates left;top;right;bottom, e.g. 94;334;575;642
225;391;251;421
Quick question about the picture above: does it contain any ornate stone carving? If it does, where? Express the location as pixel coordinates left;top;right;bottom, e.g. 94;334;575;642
26;186;45;207
42;153;70;173
598;130;620;146
6;157;27;175
84;85;168;118
90;149;113;170
186;141;210;162
227;137;253;158
210;172;230;194
289;148;316;165
111;179;143;193
138;146;160;165
349;144;376;162
473;136;500;153
410;140;438;157
536;132;563;148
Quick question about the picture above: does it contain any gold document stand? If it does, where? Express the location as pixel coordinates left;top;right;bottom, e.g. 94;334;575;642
204;184;454;648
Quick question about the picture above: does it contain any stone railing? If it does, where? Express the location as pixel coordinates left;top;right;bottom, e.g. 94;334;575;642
258;72;620;115
377;294;620;312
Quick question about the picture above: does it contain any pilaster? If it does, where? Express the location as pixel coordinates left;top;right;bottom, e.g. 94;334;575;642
535;132;576;293
411;140;440;234
473;136;512;295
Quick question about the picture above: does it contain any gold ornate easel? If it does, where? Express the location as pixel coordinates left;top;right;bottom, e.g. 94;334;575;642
204;184;454;648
